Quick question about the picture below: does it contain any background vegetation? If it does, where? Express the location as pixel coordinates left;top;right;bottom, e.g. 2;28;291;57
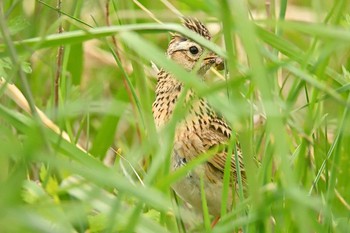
0;0;350;232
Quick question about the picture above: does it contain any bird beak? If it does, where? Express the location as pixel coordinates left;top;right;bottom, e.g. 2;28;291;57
203;55;225;71
214;57;225;71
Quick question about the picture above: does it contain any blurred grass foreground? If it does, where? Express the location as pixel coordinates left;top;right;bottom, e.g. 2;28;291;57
0;0;350;232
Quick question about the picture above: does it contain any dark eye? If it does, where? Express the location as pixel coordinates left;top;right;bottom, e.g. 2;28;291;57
189;46;199;55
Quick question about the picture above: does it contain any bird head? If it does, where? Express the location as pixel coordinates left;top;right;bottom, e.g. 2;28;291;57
167;18;224;75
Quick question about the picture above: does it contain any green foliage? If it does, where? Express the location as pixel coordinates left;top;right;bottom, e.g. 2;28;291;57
0;0;350;232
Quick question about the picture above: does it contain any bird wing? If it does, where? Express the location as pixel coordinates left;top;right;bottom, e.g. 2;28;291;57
200;117;246;184
175;97;246;184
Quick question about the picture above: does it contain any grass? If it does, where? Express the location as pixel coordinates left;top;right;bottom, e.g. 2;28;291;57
1;0;350;232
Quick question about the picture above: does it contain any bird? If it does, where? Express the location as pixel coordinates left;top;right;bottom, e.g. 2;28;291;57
152;18;246;221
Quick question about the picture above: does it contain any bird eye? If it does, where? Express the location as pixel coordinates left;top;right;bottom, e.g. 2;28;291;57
189;46;199;55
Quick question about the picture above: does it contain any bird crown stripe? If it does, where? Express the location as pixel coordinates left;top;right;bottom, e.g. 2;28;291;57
182;17;211;40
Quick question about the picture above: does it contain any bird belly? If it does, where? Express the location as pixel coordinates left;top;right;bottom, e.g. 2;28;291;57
171;151;231;216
